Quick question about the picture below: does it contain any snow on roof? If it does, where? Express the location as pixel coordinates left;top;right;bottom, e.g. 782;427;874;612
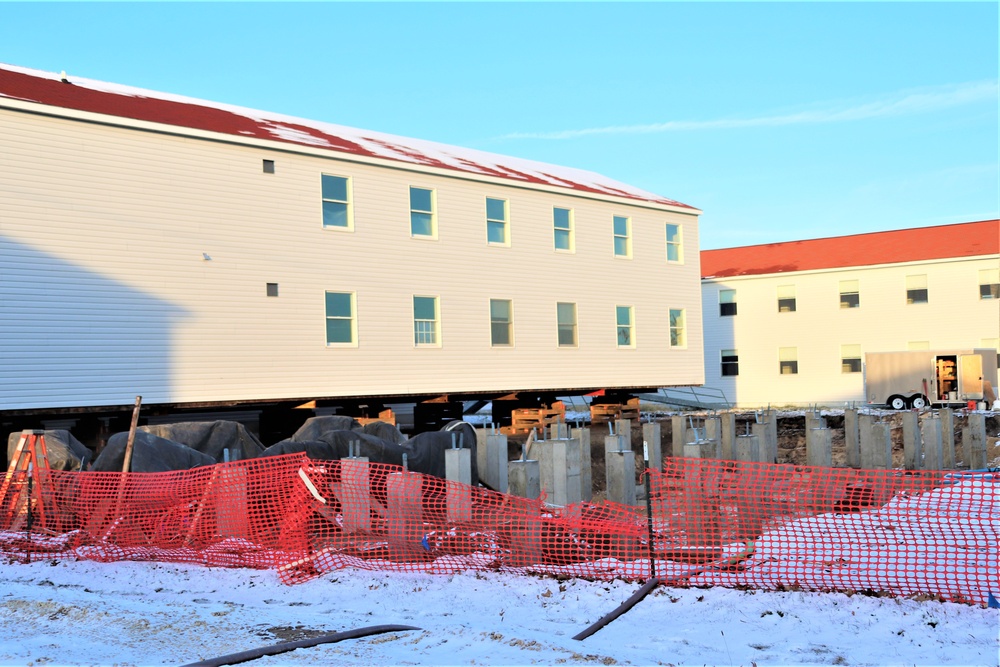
701;219;1000;279
0;63;695;210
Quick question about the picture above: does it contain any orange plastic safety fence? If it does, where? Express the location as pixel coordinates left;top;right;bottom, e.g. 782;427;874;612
0;454;996;605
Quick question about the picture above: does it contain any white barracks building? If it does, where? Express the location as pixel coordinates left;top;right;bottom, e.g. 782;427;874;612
0;64;704;420
700;220;1000;408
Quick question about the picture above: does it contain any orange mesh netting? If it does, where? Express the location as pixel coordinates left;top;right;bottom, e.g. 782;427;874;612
0;454;996;605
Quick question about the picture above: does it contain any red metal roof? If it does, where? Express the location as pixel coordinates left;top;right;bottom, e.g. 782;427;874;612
0;64;695;210
701;220;1000;278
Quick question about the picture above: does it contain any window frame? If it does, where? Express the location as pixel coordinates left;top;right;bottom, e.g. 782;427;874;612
485;197;509;246
557;302;578;347
777;284;797;313
324;290;357;347
616;305;635;348
668;308;686;348
979;268;1000;299
412;295;440;347
719;289;737;317
321;174;353;231
839;279;860;309
841;344;862;374
779;347;798;375
665;223;683;263
489;298;513;347
409;186;437;239
553;207;574;252
721;349;739;377
612;215;632;258
905;274;928;305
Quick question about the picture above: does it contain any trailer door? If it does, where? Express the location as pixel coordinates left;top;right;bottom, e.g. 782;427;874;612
959;354;984;400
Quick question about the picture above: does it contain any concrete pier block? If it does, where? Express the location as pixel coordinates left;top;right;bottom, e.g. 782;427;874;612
508;458;541;500
704;416;722;459
605;449;637;505
615;419;632;449
766;410;779;463
940;408;956;469
751;421;776;464
549;422;570;439
962;413;987;469
642;422;663;471
572;427;593;501
805;410;826;431
734;434;760;462
920;418;943;470
671;415;687;458
536;438;582;506
476;427;489;480
387;472;423;560
719;412;737;461
684;441;717;459
806;429;832;468
341;457;371;533
844;409;861;469
484;433;509;493
901;411;923;470
860;418;892;469
605;434;628;489
445;447;472;523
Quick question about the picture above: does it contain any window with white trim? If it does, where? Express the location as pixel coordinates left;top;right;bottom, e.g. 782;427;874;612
721;349;739;376
669;309;686;347
613;215;631;258
410;187;436;238
779;347;798;375
413;295;439;346
906;274;928;304
553;207;574;251
557;302;577;347
719;289;737;317
325;291;356;345
490;299;513;346
777;285;796;313
979;268;1000;299
841;344;862;373
839;280;859;308
486;197;508;245
322;175;351;229
665;224;682;263
616;306;634;347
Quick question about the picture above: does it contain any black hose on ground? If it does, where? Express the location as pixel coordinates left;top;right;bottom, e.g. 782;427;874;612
180;624;421;667
572;577;660;641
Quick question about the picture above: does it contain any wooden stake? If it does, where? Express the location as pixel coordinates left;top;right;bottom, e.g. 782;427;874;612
122;396;142;473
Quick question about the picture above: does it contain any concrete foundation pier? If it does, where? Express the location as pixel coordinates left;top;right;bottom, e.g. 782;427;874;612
536;438;583;506
940;408;956;469
387;472;424;560
605;448;637;506
901;411;923;470
671;415;687;458
859;416;892;469
844;409;861;469
963;413;987;469
642;422;663;471
719;412;736;460
806;410;827;431
508;458;541;500
920;418;943;470
751;421;776;464
549;422;570;440
615;419;633;451
341;456;371;533
605;434;628;488
734;434;760;462
445;446;472;522
704;416;722;459
806;428;832;468
484;432;509;493
572;427;593;501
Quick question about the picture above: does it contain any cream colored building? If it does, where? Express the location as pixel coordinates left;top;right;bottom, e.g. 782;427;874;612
700;220;1000;408
0;64;703;414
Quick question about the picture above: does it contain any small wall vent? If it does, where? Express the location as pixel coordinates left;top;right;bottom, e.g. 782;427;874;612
266;283;279;297
263;159;275;174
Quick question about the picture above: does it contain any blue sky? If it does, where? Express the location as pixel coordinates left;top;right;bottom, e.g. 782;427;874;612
1;2;996;249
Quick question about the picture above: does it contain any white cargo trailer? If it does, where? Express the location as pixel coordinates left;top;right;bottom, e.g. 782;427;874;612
864;349;998;410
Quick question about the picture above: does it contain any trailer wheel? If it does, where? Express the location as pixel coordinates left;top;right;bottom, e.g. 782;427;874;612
908;394;928;409
887;395;907;410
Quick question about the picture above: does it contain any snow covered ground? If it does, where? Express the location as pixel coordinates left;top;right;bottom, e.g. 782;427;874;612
0;559;996;666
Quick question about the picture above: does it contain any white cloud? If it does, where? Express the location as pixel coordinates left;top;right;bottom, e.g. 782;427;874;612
502;81;999;140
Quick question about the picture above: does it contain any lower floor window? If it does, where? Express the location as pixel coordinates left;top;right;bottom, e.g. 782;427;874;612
669;308;685;347
721;349;739;376
841;344;862;373
325;291;356;345
779;347;798;375
413;295;439;346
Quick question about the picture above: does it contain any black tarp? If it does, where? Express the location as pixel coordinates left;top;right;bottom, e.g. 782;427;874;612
139;421;264;461
289;416;361;442
91;430;216;473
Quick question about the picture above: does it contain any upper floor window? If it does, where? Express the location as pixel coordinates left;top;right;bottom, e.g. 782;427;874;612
554;207;574;252
613;215;631;258
839;280;860;309
719;289;737;317
906;274;928;304
665;224;683;263
616;306;634;347
669;308;686;347
979;268;1000;299
325;291;356;345
841;344;862;373
413;295;440;346
779;347;798;375
721;349;739;376
490;299;513;346
557;302;578;347
322;175;352;229
777;285;796;313
410;187;436;238
486;197;508;245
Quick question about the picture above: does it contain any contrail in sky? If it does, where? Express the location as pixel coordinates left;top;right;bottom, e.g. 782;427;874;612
501;81;998;140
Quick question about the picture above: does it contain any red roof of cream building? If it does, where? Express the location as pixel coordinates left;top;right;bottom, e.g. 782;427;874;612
0;64;695;211
701;220;1000;279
